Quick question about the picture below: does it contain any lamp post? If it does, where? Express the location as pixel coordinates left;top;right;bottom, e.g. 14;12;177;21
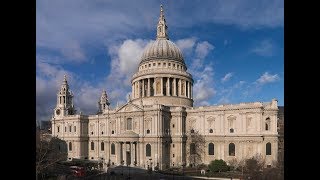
121;160;124;176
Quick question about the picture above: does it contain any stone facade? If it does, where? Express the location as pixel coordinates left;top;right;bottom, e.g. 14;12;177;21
51;5;279;170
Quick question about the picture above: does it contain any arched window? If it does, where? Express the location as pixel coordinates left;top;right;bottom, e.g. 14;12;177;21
69;142;72;151
209;129;213;133
190;143;196;155
91;142;94;150
265;117;271;131
111;130;114;134
146;144;151;157
101;142;104;151
266;142;271;155
147;129;150;134
111;143;115;155
208;143;214;155
229;143;235;156
57;126;60;133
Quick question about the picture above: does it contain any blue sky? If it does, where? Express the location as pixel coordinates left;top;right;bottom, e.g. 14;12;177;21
36;0;284;121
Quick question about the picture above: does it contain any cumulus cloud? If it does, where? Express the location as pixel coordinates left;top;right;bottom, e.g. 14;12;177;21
256;72;279;85
217;81;246;104
175;37;196;53
251;39;275;57
193;66;216;106
117;39;151;75
36;59;106;121
221;72;233;83
37;0;283;63
195;41;214;59
36;61;75;121
61;40;86;62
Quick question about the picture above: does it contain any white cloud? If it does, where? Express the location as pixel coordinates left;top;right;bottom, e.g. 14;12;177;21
221;72;233;83
217;80;246;104
256;72;279;85
195;41;214;59
61;40;86;62
175;37;196;53
36;60;107;121
118;39;151;74
193;66;216;105
252;39;275;57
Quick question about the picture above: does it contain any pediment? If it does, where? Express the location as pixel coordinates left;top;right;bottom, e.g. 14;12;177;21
115;102;143;113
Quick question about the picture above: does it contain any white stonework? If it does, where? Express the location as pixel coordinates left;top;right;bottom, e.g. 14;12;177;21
51;5;278;170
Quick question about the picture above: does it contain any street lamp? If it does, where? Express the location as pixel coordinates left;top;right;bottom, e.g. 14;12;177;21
121;160;124;176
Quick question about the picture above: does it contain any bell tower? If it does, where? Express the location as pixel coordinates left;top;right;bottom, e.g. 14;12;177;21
54;75;76;117
98;90;110;114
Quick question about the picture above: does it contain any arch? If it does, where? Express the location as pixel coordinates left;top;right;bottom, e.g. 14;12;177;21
69;142;72;151
146;144;151;157
266;142;271;155
229;143;235;156
111;143;115;155
209;129;213;133
265;117;271;131
208;143;214;155
101;142;104;151
190;143;196;155
91;142;94;150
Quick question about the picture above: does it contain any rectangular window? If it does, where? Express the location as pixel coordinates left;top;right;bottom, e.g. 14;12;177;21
74;126;76;132
127;118;132;130
173;154;175;157
65;127;67;132
69;126;72;132
153;63;156;66
57;126;60;133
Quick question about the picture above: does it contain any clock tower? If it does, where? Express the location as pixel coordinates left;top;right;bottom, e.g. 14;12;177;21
54;75;76;117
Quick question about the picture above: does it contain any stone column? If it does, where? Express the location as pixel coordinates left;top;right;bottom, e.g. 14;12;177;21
123;142;127;165
188;81;191;98
178;79;181;96
147;78;150;97
131;142;135;166
160;77;163;95
117;142;122;165
184;80;187;97
139;143;144;168
173;78;176;96
167;77;170;96
132;83;134;99
136;142;140;166
142;79;145;97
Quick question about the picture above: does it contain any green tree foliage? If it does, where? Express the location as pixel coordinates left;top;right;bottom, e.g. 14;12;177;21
208;159;229;173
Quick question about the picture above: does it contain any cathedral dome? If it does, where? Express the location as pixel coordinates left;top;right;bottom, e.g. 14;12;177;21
140;39;184;64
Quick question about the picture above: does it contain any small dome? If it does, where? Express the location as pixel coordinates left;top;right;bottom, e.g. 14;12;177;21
140;39;184;65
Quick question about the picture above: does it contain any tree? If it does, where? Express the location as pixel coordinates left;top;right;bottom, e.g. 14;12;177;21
244;155;265;179
36;136;68;179
186;129;205;167
208;159;229;173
